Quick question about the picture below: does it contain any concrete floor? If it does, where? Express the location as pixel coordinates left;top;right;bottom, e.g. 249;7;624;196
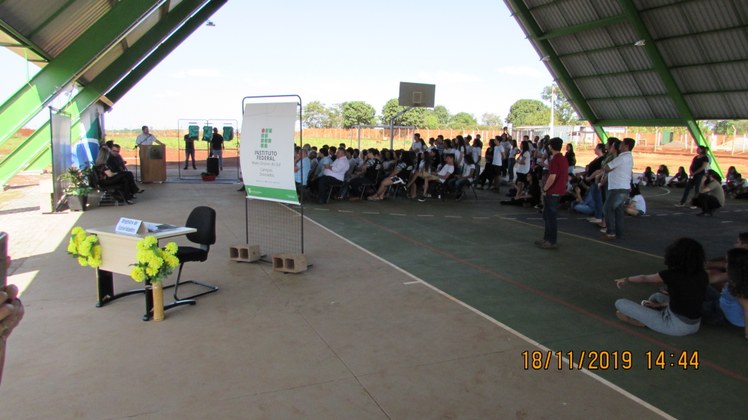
0;176;668;418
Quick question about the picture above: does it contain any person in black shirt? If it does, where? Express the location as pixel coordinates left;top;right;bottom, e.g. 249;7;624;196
184;134;196;170
210;128;224;170
613;237;708;336
676;146;709;206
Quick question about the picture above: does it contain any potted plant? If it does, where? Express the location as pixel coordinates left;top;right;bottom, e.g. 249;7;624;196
130;236;180;321
58;166;94;211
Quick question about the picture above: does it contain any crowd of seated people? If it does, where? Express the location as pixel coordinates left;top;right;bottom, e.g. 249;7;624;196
93;143;144;204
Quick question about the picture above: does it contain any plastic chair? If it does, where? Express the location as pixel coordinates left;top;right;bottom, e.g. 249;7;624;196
166;206;219;309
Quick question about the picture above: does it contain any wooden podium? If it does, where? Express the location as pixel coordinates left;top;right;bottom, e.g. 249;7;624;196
139;144;166;182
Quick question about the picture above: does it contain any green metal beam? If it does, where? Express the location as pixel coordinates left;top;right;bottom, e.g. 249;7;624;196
0;0;218;186
591;124;608;143
0;0;162;147
616;0;721;176
535;15;627;41
504;0;601;137
106;0;228;105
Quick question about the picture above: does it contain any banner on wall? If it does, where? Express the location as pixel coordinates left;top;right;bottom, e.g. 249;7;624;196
240;102;299;204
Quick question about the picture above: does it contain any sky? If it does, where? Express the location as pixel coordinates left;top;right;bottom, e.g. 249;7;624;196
0;0;555;130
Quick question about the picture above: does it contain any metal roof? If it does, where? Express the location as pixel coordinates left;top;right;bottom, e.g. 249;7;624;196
504;0;748;125
0;0;180;86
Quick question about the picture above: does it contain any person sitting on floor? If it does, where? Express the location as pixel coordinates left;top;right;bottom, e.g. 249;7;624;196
501;171;541;207
624;184;647;216
655;164;669;187
638;166;655;186
725;166;744;198
613;237;708;336
719;247;748;339
691;170;725;216
706;232;748;286
667;166;689;188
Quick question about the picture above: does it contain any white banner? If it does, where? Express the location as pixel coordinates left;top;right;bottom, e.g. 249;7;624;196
240;102;299;204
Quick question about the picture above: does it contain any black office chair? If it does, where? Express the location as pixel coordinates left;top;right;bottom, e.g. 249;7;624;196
167;206;219;308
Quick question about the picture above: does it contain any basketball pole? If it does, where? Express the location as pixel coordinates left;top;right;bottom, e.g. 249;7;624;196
389;106;413;149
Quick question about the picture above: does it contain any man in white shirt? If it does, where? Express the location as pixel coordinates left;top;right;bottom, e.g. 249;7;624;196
135;126;162;147
420;154;455;201
602;137;635;240
318;148;350;204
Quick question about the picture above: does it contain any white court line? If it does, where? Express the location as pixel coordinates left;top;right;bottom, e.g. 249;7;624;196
338;209;353;213
304;215;672;419
403;281;421;285
314;208;330;211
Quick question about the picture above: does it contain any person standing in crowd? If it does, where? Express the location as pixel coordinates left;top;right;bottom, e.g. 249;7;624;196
183;134;197;170
210;127;225;170
536;137;568;250
602;137;635;240
675;146;709;207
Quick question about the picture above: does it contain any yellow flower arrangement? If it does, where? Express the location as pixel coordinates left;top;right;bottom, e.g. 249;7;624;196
130;236;180;283
67;227;102;268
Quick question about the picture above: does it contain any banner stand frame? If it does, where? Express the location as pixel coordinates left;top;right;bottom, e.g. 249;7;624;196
240;94;304;255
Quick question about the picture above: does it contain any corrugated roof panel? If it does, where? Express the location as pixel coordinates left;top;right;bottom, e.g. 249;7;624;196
587;99;623;119
618;47;653;71
583;49;629;73
33;0;112;57
526;0;555;8
560;55;598;77
686;94;732;119
642;7;690;39
634;0;681;10
633;71;667;95
605;22;639;45
531;4;565;33
590;0;623;18
576;78;610;98
0;0;63;34
682;0;741;32
725;93;748;119
736;0;748;22
646;96;679;119
552;34;584;56
600;74;643;97
672;67;720;93
572;27;616;51
699;29;748;63
616;98;652;119
711;62;748;90
658;37;706;67
552;0;601;26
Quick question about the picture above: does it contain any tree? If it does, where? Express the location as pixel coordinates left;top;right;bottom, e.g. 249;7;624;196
433;105;451;127
381;98;426;127
421;111;440;129
324;103;343;128
449;112;478;129
481;112;503;127
541;84;580;125
341;101;377;128
302;101;327;128
506;99;551;126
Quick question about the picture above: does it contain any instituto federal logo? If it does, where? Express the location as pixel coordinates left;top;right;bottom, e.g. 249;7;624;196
260;128;272;148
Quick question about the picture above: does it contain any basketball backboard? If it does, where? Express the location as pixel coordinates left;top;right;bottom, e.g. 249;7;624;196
398;82;435;108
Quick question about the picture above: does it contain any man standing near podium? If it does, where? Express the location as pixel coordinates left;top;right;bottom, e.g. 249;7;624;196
135;125;165;182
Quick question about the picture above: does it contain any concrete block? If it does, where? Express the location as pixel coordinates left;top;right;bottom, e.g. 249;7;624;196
230;244;261;262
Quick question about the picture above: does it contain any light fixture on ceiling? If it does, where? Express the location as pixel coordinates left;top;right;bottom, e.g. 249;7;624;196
634;39;646;47
206;21;216;27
